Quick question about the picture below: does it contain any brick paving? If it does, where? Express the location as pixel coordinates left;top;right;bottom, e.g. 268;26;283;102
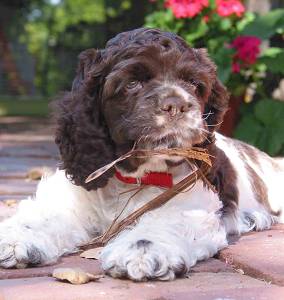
219;224;284;286
0;116;284;299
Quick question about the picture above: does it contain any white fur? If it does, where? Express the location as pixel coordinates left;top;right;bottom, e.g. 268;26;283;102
0;134;283;281
215;133;283;233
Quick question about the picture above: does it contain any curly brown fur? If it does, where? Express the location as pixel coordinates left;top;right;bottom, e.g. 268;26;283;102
53;50;116;190
53;28;229;190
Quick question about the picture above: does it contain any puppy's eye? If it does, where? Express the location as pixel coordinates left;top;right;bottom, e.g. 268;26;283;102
126;80;142;90
181;77;198;88
189;79;199;87
190;79;206;96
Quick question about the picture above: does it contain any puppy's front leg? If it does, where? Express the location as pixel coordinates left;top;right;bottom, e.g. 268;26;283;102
0;170;99;268
100;209;227;281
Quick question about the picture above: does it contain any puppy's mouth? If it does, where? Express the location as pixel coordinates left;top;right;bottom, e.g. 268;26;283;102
136;128;204;151
138;134;182;149
114;113;207;152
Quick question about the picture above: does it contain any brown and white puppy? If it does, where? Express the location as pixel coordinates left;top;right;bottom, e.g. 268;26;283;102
0;28;283;281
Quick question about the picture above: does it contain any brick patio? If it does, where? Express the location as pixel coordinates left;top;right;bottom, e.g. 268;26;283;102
0;116;283;300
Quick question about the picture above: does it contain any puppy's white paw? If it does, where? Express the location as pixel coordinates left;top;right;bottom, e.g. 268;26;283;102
0;224;52;269
0;242;42;269
100;239;189;281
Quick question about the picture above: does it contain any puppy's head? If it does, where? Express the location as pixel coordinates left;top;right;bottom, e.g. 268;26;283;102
55;28;229;190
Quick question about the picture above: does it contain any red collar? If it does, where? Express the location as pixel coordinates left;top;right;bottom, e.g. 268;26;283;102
115;170;173;188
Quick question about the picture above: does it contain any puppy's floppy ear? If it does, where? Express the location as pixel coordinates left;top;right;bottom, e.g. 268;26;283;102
54;48;116;190
71;49;98;91
205;78;229;132
193;48;229;132
198;49;229;132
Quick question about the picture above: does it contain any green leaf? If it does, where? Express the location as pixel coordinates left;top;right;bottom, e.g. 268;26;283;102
253;100;284;155
241;9;284;39
266;127;284;156
145;10;183;33
255;129;270;153
234;115;263;145
255;122;284;156
258;50;284;74
261;47;283;58
208;0;216;8
267;137;282;155
217;66;232;84
210;47;233;83
236;12;255;32
254;99;284;126
219;18;232;31
184;21;208;43
242;99;284;155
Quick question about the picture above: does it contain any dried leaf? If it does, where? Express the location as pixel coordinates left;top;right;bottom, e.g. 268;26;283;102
3;199;18;207
27;168;43;180
85;152;133;183
52;267;103;284
82;144;214;249
85;147;212;183
80;247;103;259
27;167;53;180
82;162;212;248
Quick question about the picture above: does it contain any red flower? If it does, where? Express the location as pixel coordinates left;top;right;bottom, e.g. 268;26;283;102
232;62;240;73
230;36;261;73
216;0;245;17
165;0;209;18
203;15;210;23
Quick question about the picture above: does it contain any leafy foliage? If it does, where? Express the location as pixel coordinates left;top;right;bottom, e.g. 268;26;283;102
16;0;151;96
235;99;284;156
19;0;107;95
241;9;284;39
259;49;284;75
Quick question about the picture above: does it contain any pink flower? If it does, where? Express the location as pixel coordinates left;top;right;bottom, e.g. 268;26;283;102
230;36;261;72
216;0;245;17
165;0;209;18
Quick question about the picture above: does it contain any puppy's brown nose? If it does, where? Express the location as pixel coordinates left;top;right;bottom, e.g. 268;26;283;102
161;97;191;117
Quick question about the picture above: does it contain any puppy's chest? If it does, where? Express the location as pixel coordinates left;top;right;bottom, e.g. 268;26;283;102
97;174;222;225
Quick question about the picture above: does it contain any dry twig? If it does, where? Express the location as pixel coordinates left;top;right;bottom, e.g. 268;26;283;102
81;147;214;249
